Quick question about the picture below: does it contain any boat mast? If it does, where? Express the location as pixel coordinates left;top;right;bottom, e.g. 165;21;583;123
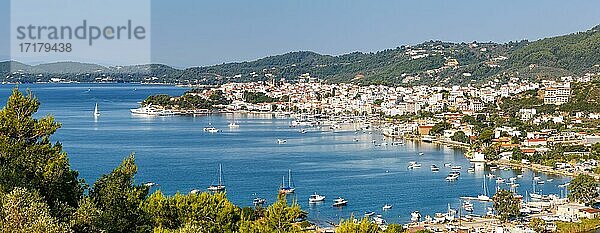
288;169;293;188
218;164;223;186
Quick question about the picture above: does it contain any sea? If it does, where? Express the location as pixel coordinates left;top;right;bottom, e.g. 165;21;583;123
0;83;572;225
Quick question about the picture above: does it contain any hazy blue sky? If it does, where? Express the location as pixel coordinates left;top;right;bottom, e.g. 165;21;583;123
2;0;600;67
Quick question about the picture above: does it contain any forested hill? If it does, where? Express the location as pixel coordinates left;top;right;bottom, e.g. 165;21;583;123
2;25;599;86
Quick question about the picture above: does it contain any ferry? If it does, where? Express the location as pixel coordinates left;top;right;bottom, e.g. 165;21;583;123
333;197;348;207
309;193;326;203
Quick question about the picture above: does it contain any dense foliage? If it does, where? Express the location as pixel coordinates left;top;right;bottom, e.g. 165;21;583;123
492;190;520;221
568;174;599;205
143;90;231;110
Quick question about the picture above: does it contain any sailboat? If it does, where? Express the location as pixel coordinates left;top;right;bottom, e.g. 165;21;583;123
228;113;239;128
279;169;295;194
207;164;226;191
93;103;100;117
477;176;491;201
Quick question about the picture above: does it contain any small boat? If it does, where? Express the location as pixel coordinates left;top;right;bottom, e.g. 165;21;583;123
547;179;554;182
93;102;100;117
373;215;386;225
309;193;326;202
408;161;421;169
496;178;505;183
143;182;158;187
190;189;201;194
277;139;287;144
517;174;524;178
451;165;461;170
253;197;266;205
333;197;348;207
537;180;545;185
431;165;440;172
410;211;421;222
418;152;424;156
446;174;459;181
477;195;491;201
444;163;452;167
299;129;307;134
530;193;543;200
391;141;404;146
511;183;520;188
489;166;498;171
463;201;474;212
486;173;496;179
533;176;541;181
467;167;475;173
364;211;375;217
434;213;446;223
203;125;220;133
509;177;517;182
228;122;239;128
382;204;392;210
207;164;226;191
558;183;570;188
353;138;360;142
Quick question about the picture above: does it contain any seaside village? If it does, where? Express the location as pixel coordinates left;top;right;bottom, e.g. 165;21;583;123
141;72;600;232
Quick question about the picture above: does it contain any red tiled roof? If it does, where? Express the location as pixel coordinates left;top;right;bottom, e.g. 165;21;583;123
581;208;600;214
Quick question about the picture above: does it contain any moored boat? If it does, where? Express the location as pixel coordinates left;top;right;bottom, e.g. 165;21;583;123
333;197;348;207
309;193;326;203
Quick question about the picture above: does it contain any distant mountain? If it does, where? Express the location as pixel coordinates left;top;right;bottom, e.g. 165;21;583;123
2;25;599;85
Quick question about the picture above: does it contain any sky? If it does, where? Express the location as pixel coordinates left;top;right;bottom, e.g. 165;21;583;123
1;0;600;67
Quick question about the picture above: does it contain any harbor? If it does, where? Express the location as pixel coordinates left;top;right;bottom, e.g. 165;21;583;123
0;83;578;229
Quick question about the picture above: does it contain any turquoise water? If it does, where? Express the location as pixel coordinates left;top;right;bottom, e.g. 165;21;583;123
0;83;571;225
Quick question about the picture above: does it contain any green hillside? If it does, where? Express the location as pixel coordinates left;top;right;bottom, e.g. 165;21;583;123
2;25;599;86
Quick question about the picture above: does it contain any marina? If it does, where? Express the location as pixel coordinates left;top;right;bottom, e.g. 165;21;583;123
0;83;574;225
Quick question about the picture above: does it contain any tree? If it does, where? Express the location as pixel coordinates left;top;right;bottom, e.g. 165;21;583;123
70;197;102;233
429;121;451;136
451;131;469;143
335;216;380;233
143;190;241;232
384;224;404;233
0;88;84;217
0;187;71;233
568;174;599;205
477;129;494;145
529;218;546;233
89;154;151;233
492;189;520;222
239;195;304;233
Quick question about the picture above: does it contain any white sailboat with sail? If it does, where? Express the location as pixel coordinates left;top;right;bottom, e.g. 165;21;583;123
94;102;100;117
